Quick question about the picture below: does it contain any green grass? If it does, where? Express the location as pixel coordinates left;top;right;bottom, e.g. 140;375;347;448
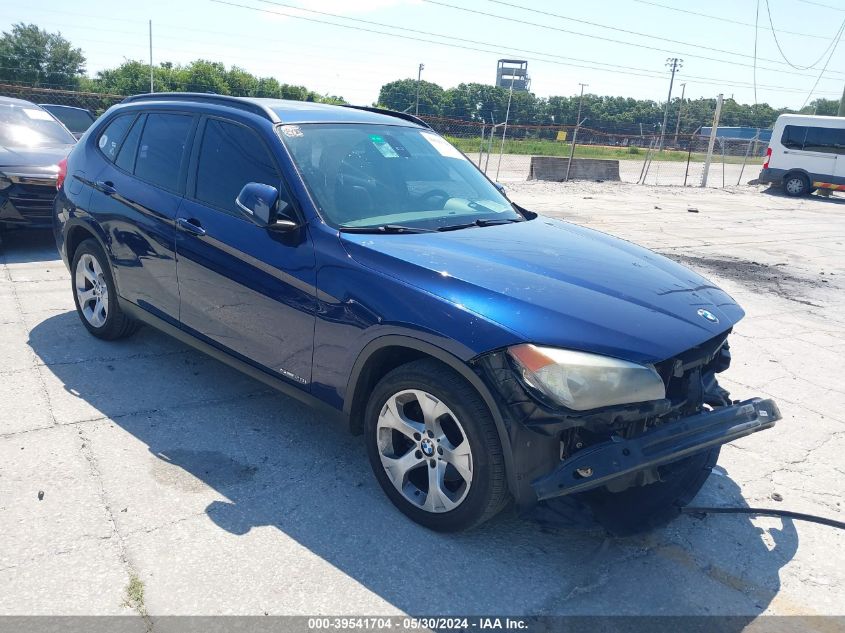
444;135;755;164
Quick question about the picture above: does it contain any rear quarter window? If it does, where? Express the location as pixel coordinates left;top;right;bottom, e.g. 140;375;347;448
97;114;135;161
781;125;806;150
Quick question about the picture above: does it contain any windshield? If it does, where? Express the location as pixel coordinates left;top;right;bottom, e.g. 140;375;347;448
40;105;95;135
0;103;77;147
278;123;521;231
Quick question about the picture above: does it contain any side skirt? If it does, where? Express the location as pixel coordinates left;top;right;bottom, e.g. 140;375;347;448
118;297;346;425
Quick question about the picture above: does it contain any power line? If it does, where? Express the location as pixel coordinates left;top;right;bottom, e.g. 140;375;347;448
254;0;842;86
763;0;845;70
471;0;845;75
210;0;841;96
799;17;845;109
632;0;825;40
797;0;845;11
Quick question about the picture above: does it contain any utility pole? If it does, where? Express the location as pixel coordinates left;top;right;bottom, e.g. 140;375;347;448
658;57;682;151
565;83;588;181
701;94;723;188
149;20;154;93
673;82;686;146
415;63;425;115
838;83;845;117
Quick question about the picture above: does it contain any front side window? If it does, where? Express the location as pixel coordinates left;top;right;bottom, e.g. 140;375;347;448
278;123;518;230
134;113;193;191
195;119;281;215
0;103;76;147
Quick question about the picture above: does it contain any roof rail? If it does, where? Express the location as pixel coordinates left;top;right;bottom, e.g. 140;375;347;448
120;93;277;122
341;105;431;129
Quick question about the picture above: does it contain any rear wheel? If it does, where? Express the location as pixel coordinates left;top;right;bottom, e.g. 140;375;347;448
71;239;139;340
579;446;721;536
783;172;810;197
364;359;509;531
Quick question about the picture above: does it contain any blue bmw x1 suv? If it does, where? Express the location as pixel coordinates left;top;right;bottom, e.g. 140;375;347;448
53;94;780;533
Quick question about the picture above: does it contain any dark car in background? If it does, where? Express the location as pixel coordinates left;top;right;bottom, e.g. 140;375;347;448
1;96;76;233
39;104;96;139
53;93;780;533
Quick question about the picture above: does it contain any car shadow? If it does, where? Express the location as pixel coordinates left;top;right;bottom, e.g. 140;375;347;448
761;185;845;204
27;311;798;619
0;228;59;263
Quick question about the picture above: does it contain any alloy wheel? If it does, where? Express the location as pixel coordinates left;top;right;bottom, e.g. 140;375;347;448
376;389;473;513
75;253;109;328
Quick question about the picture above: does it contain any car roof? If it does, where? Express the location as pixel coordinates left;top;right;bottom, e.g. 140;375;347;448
0;95;41;107
39;103;92;112
119;93;428;128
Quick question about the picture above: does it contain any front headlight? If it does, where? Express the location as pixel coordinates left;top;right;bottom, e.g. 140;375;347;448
508;344;666;411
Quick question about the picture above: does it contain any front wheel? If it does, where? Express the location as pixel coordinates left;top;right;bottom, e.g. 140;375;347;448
364;359;509;531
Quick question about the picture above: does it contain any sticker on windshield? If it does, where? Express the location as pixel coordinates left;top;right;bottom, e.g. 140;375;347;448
23;108;54;121
369;134;400;158
280;125;303;138
98;134;108;149
421;132;464;159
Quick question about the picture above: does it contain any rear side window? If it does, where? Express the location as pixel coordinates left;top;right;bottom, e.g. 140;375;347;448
804;127;845;154
98;114;135;162
195;118;281;215
115;115;145;173
781;124;845;154
134;113;193;192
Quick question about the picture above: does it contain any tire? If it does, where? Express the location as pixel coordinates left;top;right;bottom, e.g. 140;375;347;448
783;172;810;197
364;359;509;532
579;446;721;536
70;238;139;340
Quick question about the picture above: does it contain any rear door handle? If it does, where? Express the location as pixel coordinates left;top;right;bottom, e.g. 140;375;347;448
96;180;116;196
176;217;207;237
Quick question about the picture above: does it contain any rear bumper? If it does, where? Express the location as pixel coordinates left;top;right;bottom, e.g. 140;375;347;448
532;397;781;500
758;168;785;184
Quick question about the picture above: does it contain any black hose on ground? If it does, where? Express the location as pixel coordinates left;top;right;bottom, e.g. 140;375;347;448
681;506;845;530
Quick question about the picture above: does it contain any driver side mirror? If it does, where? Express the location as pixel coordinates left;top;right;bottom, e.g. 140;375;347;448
235;182;298;231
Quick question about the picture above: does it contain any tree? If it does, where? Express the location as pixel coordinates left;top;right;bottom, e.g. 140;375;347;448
378;78;444;115
0;23;85;87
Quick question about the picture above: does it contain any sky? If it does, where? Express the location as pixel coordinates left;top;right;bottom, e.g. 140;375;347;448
2;0;845;109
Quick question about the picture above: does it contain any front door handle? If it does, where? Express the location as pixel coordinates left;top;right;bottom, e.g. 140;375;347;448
176;217;207;237
96;180;116;196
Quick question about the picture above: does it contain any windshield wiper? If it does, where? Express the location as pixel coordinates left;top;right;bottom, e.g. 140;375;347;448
436;218;522;232
338;224;433;234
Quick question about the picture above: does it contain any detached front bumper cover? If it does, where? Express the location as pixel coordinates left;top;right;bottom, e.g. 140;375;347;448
532;397;781;500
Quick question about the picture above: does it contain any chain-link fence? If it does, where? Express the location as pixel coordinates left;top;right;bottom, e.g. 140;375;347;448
420;115;768;187
0;82;124;116
0;83;767;188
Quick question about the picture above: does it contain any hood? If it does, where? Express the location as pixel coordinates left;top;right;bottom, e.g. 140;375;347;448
0;144;72;173
339;216;744;364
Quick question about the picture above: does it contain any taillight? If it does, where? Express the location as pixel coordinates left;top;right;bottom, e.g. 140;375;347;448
763;147;772;169
56;157;68;191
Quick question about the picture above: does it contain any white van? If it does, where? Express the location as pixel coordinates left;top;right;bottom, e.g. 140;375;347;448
759;113;845;196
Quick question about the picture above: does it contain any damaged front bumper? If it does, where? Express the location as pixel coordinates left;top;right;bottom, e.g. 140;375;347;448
532;397;781;500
